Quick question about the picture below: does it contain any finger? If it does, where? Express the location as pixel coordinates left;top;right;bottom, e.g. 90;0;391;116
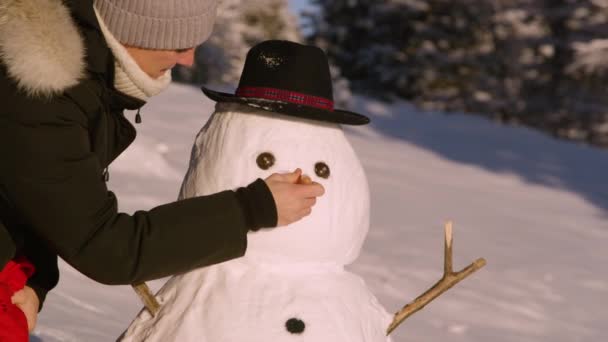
284;168;302;183
299;207;313;218
299;183;325;197
298;174;313;185
13;301;36;331
312;183;325;196
11;289;25;304
27;310;37;332
302;197;317;208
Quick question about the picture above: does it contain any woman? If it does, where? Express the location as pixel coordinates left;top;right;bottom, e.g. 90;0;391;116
0;0;324;337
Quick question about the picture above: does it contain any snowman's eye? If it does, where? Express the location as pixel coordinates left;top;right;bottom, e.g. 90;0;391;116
285;317;305;334
256;152;275;170
315;162;330;179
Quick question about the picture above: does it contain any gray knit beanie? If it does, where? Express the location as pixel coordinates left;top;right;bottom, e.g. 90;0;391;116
93;0;219;50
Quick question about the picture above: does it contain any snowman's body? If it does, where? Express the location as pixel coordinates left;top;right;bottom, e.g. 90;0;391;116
120;103;393;342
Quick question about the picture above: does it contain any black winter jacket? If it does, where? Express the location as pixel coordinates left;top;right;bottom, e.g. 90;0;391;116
0;0;276;309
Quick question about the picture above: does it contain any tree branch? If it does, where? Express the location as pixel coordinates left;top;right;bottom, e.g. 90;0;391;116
387;222;486;335
132;282;160;317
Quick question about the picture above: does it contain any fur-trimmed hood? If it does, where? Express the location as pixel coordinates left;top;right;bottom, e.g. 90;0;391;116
0;0;86;97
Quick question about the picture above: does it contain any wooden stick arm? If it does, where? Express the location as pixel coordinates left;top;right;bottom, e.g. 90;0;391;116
387;222;486;335
132;282;161;317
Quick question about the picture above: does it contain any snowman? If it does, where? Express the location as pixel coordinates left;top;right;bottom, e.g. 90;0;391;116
119;40;394;342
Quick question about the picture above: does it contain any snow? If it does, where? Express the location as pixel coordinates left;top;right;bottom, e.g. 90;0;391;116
258;52;285;68
31;83;608;342
568;39;608;75
121;260;392;342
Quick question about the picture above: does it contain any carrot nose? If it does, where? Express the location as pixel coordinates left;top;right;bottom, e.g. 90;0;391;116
298;174;313;185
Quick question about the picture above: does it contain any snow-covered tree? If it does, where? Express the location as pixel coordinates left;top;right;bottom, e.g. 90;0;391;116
496;0;608;145
173;0;302;86
307;0;608;147
306;0;497;104
569;39;608;75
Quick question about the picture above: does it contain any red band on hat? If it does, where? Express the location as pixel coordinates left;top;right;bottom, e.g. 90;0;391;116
236;86;334;111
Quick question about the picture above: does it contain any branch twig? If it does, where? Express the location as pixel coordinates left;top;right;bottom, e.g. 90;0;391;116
132;282;160;316
386;222;486;335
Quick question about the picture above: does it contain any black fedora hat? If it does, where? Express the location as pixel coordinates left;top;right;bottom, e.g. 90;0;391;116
201;40;370;125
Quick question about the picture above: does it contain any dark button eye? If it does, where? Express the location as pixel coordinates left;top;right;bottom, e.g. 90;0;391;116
256;152;275;170
315;162;330;179
285;318;305;334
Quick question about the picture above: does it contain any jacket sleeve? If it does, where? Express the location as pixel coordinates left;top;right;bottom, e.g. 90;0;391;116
1;220;54;312
23;237;58;311
0;221;16;269
1;97;277;286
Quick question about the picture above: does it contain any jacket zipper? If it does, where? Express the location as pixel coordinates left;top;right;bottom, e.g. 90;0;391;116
103;167;110;182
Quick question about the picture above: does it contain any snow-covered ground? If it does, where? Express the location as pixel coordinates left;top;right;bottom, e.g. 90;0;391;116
31;83;608;342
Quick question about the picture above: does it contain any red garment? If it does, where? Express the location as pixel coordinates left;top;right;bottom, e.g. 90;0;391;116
0;257;34;342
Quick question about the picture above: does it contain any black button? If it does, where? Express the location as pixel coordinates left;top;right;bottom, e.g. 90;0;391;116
256;152;275;170
285;318;305;334
315;162;330;179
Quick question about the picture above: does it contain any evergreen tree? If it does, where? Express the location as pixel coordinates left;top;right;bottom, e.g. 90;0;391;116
492;0;608;144
173;0;301;86
306;0;495;102
308;0;608;147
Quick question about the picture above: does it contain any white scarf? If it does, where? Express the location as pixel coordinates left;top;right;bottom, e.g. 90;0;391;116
94;8;171;102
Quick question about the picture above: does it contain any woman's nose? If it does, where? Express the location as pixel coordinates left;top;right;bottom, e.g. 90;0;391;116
176;48;196;67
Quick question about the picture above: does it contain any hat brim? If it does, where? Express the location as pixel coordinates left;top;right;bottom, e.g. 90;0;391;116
201;87;370;126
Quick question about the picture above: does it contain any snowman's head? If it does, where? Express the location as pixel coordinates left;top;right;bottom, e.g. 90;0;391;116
181;103;370;265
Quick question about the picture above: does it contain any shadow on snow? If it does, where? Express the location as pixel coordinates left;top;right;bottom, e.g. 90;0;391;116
348;96;608;215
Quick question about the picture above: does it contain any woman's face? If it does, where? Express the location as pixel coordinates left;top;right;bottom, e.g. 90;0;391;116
124;46;196;79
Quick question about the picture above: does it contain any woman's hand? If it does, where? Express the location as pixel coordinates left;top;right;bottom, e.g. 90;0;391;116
11;286;39;332
265;169;325;226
